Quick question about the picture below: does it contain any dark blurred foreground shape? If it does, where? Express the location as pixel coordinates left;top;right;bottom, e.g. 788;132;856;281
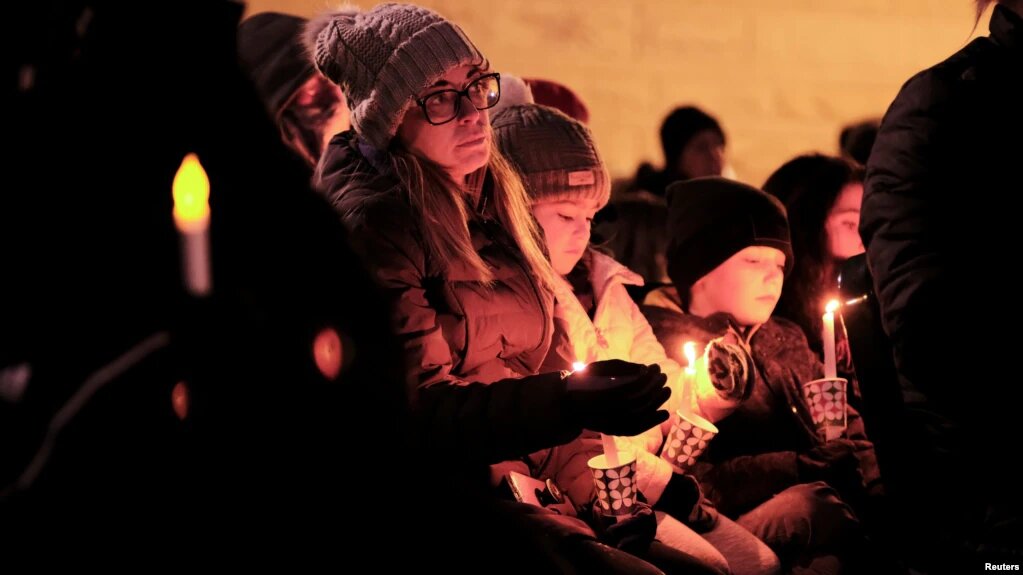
859;3;1023;571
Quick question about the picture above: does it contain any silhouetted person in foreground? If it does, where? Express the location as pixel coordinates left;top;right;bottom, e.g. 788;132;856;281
860;1;1023;570
1;3;596;571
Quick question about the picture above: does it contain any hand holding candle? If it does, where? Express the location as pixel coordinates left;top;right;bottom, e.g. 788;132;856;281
562;359;670;437
172;154;212;297
813;300;847;441
662;340;718;474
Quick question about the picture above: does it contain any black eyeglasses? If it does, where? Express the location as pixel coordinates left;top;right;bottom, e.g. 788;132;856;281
415;73;501;126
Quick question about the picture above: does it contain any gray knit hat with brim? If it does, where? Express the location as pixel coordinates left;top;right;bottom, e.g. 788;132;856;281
305;3;487;150
491;104;610;208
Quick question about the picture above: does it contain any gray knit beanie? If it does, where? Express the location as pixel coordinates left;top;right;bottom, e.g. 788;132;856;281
491;104;610;208
304;3;487;150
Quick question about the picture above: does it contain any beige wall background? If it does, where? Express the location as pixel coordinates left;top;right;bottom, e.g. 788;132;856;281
243;0;986;186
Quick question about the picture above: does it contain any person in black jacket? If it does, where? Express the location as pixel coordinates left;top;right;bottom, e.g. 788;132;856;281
860;0;1023;569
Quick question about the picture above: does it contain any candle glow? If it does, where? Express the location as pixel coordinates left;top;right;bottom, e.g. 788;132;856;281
680;341;698;415
172;153;210;230
683;341;697;374
822;299;839;379
172;153;212;296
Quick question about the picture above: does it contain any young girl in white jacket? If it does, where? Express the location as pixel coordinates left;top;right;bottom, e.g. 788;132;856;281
493;103;779;575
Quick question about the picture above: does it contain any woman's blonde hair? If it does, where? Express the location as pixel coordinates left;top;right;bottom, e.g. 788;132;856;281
390;138;556;291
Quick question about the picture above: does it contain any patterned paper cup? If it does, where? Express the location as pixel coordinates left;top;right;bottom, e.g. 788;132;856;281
803;377;848;441
660;410;719;473
588;453;638;517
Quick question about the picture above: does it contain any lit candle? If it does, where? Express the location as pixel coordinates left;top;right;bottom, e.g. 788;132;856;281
822;300;839;379
172;154;211;297
682;341;697;414
575;360;620;467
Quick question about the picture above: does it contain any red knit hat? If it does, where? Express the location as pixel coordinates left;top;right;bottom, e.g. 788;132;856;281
524;78;590;124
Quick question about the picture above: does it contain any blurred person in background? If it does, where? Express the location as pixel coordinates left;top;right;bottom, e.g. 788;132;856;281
238;12;349;174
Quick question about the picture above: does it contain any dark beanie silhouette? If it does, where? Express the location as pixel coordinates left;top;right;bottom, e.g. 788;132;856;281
238;12;315;118
665;177;793;303
660;106;725;170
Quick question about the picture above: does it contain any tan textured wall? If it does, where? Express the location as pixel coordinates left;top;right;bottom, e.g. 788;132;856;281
243;0;986;185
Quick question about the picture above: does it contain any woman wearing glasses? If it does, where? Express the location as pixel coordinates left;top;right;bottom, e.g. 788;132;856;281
304;7;676;562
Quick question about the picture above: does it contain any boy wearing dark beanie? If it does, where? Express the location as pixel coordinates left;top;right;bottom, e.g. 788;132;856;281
643;177;884;573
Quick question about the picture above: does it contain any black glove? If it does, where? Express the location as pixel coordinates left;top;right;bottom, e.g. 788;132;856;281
563;359;670;437
796;439;864;497
591;500;657;555
654;473;718;532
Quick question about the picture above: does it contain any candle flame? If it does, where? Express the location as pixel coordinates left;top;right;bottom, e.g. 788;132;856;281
683;341;697;371
572;361;587;372
825;299;840;314
172;153;210;227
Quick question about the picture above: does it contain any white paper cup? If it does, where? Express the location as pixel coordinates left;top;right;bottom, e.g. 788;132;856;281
588;452;638;516
660;410;719;473
803;377;848;441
